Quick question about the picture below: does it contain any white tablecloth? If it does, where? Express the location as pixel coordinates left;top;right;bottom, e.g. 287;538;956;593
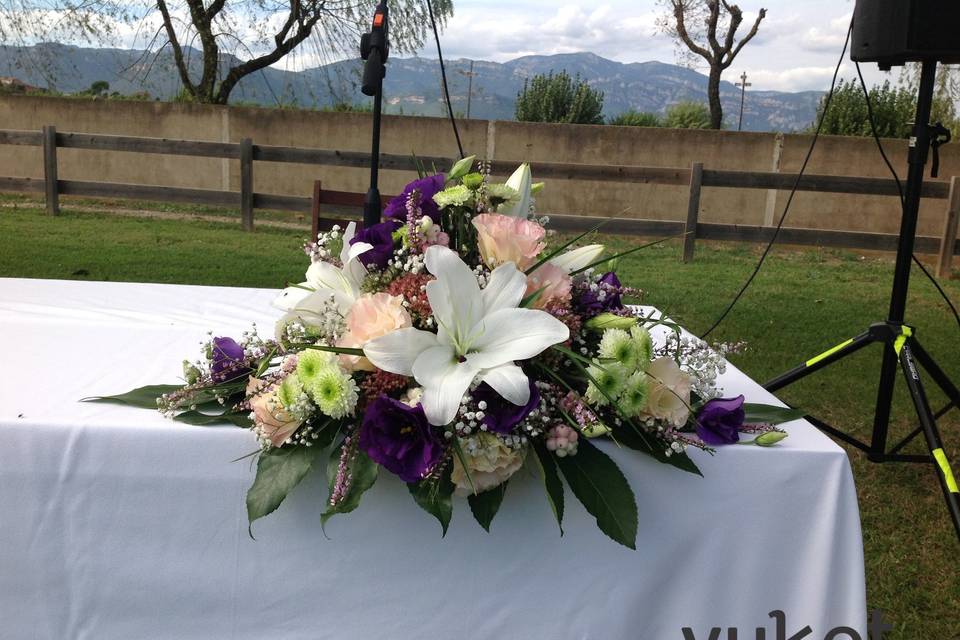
0;278;867;639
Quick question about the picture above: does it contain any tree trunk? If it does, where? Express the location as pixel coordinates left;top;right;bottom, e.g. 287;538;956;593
707;66;723;129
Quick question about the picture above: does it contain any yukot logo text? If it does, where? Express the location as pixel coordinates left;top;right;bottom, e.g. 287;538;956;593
682;609;892;640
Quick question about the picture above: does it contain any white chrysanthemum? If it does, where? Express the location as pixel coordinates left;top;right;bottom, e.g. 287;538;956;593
308;367;358;419
619;371;650;417
584;363;628;406
599;328;640;371
631;326;653;368
433;184;473;208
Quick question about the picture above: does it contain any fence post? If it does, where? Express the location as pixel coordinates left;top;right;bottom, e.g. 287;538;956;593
240;137;253;231
682;162;703;263
937;175;960;278
42;125;59;216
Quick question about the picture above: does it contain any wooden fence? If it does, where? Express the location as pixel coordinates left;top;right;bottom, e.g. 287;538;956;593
1;126;958;276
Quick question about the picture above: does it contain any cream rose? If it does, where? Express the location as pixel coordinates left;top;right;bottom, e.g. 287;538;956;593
337;292;412;371
471;213;546;270
450;432;527;496
246;376;303;448
525;262;572;309
642;357;693;427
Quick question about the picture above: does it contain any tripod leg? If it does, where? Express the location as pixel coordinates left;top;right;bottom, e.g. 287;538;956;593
764;331;874;392
869;343;900;461
899;342;960;542
910;339;960;412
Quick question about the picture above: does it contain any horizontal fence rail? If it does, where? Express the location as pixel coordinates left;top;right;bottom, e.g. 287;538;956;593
0;126;957;276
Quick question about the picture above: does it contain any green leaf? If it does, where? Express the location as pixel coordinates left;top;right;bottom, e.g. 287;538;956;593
742;403;805;425
531;442;564;535
408;467;455;535
321;444;379;527
554;438;638;549
246;445;322;535
612;424;703;477
172;409;252;427
571;232;687;275
524;218;608;275
82;384;182;409
467;482;508;532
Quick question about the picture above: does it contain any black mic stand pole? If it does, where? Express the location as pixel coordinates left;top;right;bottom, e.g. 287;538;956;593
360;0;389;228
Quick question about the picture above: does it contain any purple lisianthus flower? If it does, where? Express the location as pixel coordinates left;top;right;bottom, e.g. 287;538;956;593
576;271;624;314
383;174;445;223
358;395;445;483
471;379;541;434
349;220;401;269
695;395;746;445
210;337;250;383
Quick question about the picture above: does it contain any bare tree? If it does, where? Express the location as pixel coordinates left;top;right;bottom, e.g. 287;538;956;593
657;0;766;129
0;1;453;104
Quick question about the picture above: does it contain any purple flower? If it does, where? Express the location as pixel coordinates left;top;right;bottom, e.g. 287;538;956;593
358;395;445;483
576;271;624;314
383;174;445;223
210;337;250;383
471;379;540;434
350;220;400;269
695;395;746;445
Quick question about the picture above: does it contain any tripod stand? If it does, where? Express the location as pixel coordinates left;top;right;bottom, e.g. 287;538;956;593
763;59;960;540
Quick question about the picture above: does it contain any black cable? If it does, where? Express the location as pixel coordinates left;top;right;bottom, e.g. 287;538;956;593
425;0;464;159
854;61;960;334
699;21;853;339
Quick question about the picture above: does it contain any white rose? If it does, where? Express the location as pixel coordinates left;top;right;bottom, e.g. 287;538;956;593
450;433;526;496
642;357;693;427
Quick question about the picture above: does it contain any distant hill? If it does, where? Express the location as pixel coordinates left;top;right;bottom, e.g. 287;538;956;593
0;43;821;132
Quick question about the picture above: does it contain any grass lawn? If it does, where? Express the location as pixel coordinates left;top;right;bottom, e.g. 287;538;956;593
2;204;959;638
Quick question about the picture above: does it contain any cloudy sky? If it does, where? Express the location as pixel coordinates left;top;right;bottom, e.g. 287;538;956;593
408;0;895;93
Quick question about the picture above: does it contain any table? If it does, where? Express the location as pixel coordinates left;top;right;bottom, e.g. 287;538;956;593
0;278;867;639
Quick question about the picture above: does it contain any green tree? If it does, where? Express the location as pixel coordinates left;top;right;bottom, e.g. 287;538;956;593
899;64;959;132
88;80;110;97
810;79;914;138
515;71;604;125
608;110;661;127
663;101;712;128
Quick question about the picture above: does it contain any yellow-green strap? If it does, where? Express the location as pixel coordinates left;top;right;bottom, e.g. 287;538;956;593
894;326;913;356
806;338;854;368
933;448;959;494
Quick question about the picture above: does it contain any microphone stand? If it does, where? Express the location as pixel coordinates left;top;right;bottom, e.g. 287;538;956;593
361;0;389;228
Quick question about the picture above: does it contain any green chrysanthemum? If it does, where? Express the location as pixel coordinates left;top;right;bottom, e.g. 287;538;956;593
619;371;650;417
296;349;335;384
309;367;358;419
631;326;654;369
433;184;473;208
484;183;519;204
277;373;304;409
584;363;628;406
599;328;640;370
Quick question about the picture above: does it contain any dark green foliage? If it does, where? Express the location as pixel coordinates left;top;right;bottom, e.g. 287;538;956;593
608;110;661;127
662;101;712;129
515;71;604;125
810;79;915;138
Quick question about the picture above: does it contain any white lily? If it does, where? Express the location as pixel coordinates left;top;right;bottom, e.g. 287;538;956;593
363;245;570;426
550;244;605;273
497;163;532;218
273;222;372;330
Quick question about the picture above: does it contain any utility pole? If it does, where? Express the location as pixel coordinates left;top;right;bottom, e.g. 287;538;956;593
736;71;751;131
458;60;476;118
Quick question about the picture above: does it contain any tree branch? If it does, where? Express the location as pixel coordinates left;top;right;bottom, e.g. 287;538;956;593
156;0;195;95
721;2;743;59
706;0;722;57
724;7;766;67
671;0;713;63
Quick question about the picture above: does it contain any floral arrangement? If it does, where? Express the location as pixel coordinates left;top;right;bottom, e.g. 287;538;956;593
95;157;800;548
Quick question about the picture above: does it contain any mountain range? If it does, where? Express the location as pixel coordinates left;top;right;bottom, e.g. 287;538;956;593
0;43;822;131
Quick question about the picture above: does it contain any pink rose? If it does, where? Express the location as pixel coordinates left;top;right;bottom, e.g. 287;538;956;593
472;213;546;270
525;262;572;309
246;377;302;448
338;293;412;371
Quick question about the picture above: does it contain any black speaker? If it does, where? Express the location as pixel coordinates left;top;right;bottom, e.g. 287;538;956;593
852;0;960;69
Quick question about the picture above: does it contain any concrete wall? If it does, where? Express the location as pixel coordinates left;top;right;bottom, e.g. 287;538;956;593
1;95;957;236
